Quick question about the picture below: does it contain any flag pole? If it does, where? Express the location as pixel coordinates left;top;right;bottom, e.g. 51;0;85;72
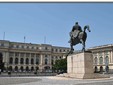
24;36;26;43
3;32;5;40
44;36;46;44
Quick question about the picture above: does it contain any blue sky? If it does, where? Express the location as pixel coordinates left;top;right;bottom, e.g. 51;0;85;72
0;3;113;50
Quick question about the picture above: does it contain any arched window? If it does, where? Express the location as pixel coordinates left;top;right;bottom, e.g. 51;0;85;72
35;67;39;71
105;56;109;65
20;66;24;72
9;57;13;64
100;66;103;72
105;65;109;73
44;66;50;70
31;58;34;64
20;58;24;64
94;57;98;65
51;59;54;65
94;66;98;73
26;58;29;64
31;67;34;71
26;66;29;71
45;58;48;65
15;66;18;71
99;57;103;64
15;58;18;64
36;57;39;64
8;66;12;71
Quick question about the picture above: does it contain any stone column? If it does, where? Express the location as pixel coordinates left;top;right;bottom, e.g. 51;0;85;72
111;50;113;63
13;52;15;65
23;53;26;71
3;52;9;70
110;50;112;63
40;54;43;72
34;54;36;65
29;53;31;65
18;53;20;65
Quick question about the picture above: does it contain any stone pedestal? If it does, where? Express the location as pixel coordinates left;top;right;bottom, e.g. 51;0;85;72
57;51;110;79
67;52;94;79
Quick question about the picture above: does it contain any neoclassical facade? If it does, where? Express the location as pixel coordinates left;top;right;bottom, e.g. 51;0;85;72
88;44;113;73
0;40;70;72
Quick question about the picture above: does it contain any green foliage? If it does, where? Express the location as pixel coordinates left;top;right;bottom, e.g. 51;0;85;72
52;58;67;72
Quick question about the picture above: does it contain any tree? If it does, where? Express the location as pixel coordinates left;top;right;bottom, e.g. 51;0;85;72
53;58;67;73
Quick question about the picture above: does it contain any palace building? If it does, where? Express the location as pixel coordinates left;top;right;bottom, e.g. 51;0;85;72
88;44;113;73
1;39;113;73
0;40;70;72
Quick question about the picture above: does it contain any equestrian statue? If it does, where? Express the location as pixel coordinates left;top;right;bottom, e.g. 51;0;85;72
67;22;91;55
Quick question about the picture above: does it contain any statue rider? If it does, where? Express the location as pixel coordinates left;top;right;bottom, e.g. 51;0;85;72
69;22;82;43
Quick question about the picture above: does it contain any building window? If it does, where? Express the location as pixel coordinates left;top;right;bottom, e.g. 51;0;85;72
27;46;29;49
56;56;58;60
105;51;109;55
51;59;54;65
36;47;39;49
59;56;62;59
31;47;34;49
94;57;98;65
20;58;24;64
44;66;50;71
15;66;18;71
45;47;48;50
35;67;39;71
45;58;48;65
21;45;24;48
51;48;53;52
20;53;24;57
16;45;19;48
100;66;103;72
9;57;13;64
94;66;98;73
105;56;109;65
26;66;29;72
31;58;34;64
99;57;103;64
1;43;4;46
15;58;18;64
99;52;102;56
8;66;12;71
20;66;24;72
31;67;34;71
55;49;57;52
36;57;39;64
26;58;29;64
105;65;109;73
67;50;69;52
31;54;34;57
15;52;19;57
26;53;30;57
9;52;14;56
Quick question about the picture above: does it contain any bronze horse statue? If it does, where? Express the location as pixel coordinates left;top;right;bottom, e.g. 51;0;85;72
69;25;91;53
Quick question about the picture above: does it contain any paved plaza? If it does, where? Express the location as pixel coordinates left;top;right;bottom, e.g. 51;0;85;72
0;76;113;85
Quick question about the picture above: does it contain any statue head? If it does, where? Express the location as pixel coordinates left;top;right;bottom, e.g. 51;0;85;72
75;22;78;25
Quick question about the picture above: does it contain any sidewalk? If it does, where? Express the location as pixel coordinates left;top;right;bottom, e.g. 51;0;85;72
0;76;113;85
